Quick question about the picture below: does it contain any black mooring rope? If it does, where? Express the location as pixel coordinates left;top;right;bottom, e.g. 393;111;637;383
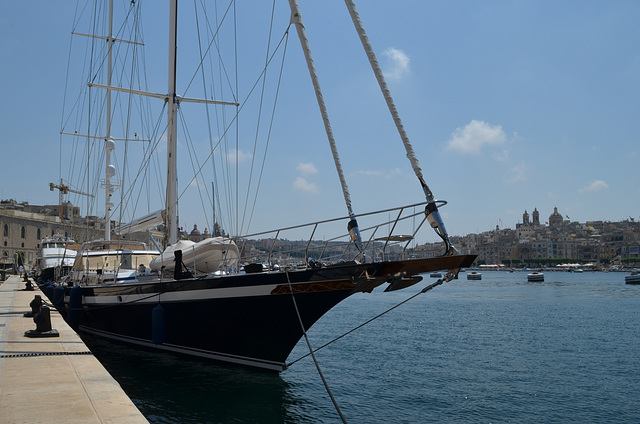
287;277;446;368
285;271;348;424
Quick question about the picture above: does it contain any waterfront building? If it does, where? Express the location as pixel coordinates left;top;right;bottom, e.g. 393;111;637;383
0;200;103;270
3;200;639;270
437;207;640;268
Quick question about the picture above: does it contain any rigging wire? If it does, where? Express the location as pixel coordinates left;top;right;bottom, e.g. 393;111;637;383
245;27;289;234
117;104;168;223
179;107;211;231
200;0;237;235
193;2;213;233
180;0;288;237
287;277;447;368
239;0;277;235
285;271;348;424
62;1;158;228
174;28;291;227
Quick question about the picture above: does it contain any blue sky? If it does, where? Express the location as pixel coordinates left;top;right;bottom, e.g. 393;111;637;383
1;1;639;244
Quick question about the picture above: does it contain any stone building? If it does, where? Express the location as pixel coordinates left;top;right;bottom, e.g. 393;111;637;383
1;200;103;270
549;207;564;228
188;224;211;242
423;207;640;267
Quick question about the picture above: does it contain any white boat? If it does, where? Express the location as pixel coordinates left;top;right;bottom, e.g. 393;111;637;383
625;271;640;285
467;271;482;280
68;240;160;285
36;235;77;282
55;0;476;371
527;272;544;282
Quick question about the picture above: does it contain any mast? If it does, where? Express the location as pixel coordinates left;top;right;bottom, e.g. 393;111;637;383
343;0;457;255
166;0;179;245
104;0;116;241
288;0;366;259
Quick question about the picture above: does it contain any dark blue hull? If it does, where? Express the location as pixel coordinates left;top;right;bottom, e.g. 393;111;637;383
69;265;363;370
64;255;476;371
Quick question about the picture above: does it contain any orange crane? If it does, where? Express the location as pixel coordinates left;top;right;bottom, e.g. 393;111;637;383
49;179;95;221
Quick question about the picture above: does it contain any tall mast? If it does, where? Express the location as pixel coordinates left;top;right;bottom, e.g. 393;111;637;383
343;0;456;255
104;0;115;241
166;0;179;245
288;0;365;259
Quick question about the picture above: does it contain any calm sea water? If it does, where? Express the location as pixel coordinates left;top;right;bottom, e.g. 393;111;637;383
83;271;640;423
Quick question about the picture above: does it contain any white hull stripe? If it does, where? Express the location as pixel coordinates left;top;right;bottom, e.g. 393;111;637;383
82;283;280;305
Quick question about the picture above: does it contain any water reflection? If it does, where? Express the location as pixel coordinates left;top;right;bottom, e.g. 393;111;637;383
82;335;311;423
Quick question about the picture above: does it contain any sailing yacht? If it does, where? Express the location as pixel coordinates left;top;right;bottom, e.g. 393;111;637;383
58;0;476;371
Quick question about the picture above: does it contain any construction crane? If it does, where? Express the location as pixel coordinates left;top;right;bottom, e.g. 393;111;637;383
49;179;95;221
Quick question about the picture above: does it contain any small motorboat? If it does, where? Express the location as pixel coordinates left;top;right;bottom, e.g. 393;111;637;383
625;271;640;285
430;272;442;278
467;271;482;280
527;272;544;282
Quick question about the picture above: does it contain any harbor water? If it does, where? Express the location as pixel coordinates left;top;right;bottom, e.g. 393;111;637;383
82;271;640;423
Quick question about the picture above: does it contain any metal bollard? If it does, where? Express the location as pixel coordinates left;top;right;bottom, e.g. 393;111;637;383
23;295;43;318
24;305;59;338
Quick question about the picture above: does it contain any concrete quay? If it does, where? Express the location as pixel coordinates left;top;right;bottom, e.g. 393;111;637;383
0;275;148;424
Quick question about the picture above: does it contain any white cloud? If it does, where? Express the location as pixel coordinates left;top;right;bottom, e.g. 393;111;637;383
226;149;252;163
493;149;510;162
579;180;609;193
383;48;410;81
293;177;318;194
446;120;507;155
506;162;527;184
296;162;318;175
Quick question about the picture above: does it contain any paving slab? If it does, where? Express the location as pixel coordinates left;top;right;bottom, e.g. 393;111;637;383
0;275;148;424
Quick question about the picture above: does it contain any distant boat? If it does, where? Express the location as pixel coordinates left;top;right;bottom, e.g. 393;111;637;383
527;272;544;282
430;272;443;278
36;235;77;282
467;271;482;280
625;271;640;285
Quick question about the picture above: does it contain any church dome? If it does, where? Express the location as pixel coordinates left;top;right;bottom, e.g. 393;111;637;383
549;207;563;227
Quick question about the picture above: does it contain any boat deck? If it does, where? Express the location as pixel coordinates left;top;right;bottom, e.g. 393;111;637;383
0;275;148;424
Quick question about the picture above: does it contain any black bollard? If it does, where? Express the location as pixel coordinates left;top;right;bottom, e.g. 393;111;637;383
24;305;59;338
23;294;43;317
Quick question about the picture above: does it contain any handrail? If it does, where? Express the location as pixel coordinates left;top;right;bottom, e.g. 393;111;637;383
382;209;404;261
235;200;448;268
305;224;318;264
